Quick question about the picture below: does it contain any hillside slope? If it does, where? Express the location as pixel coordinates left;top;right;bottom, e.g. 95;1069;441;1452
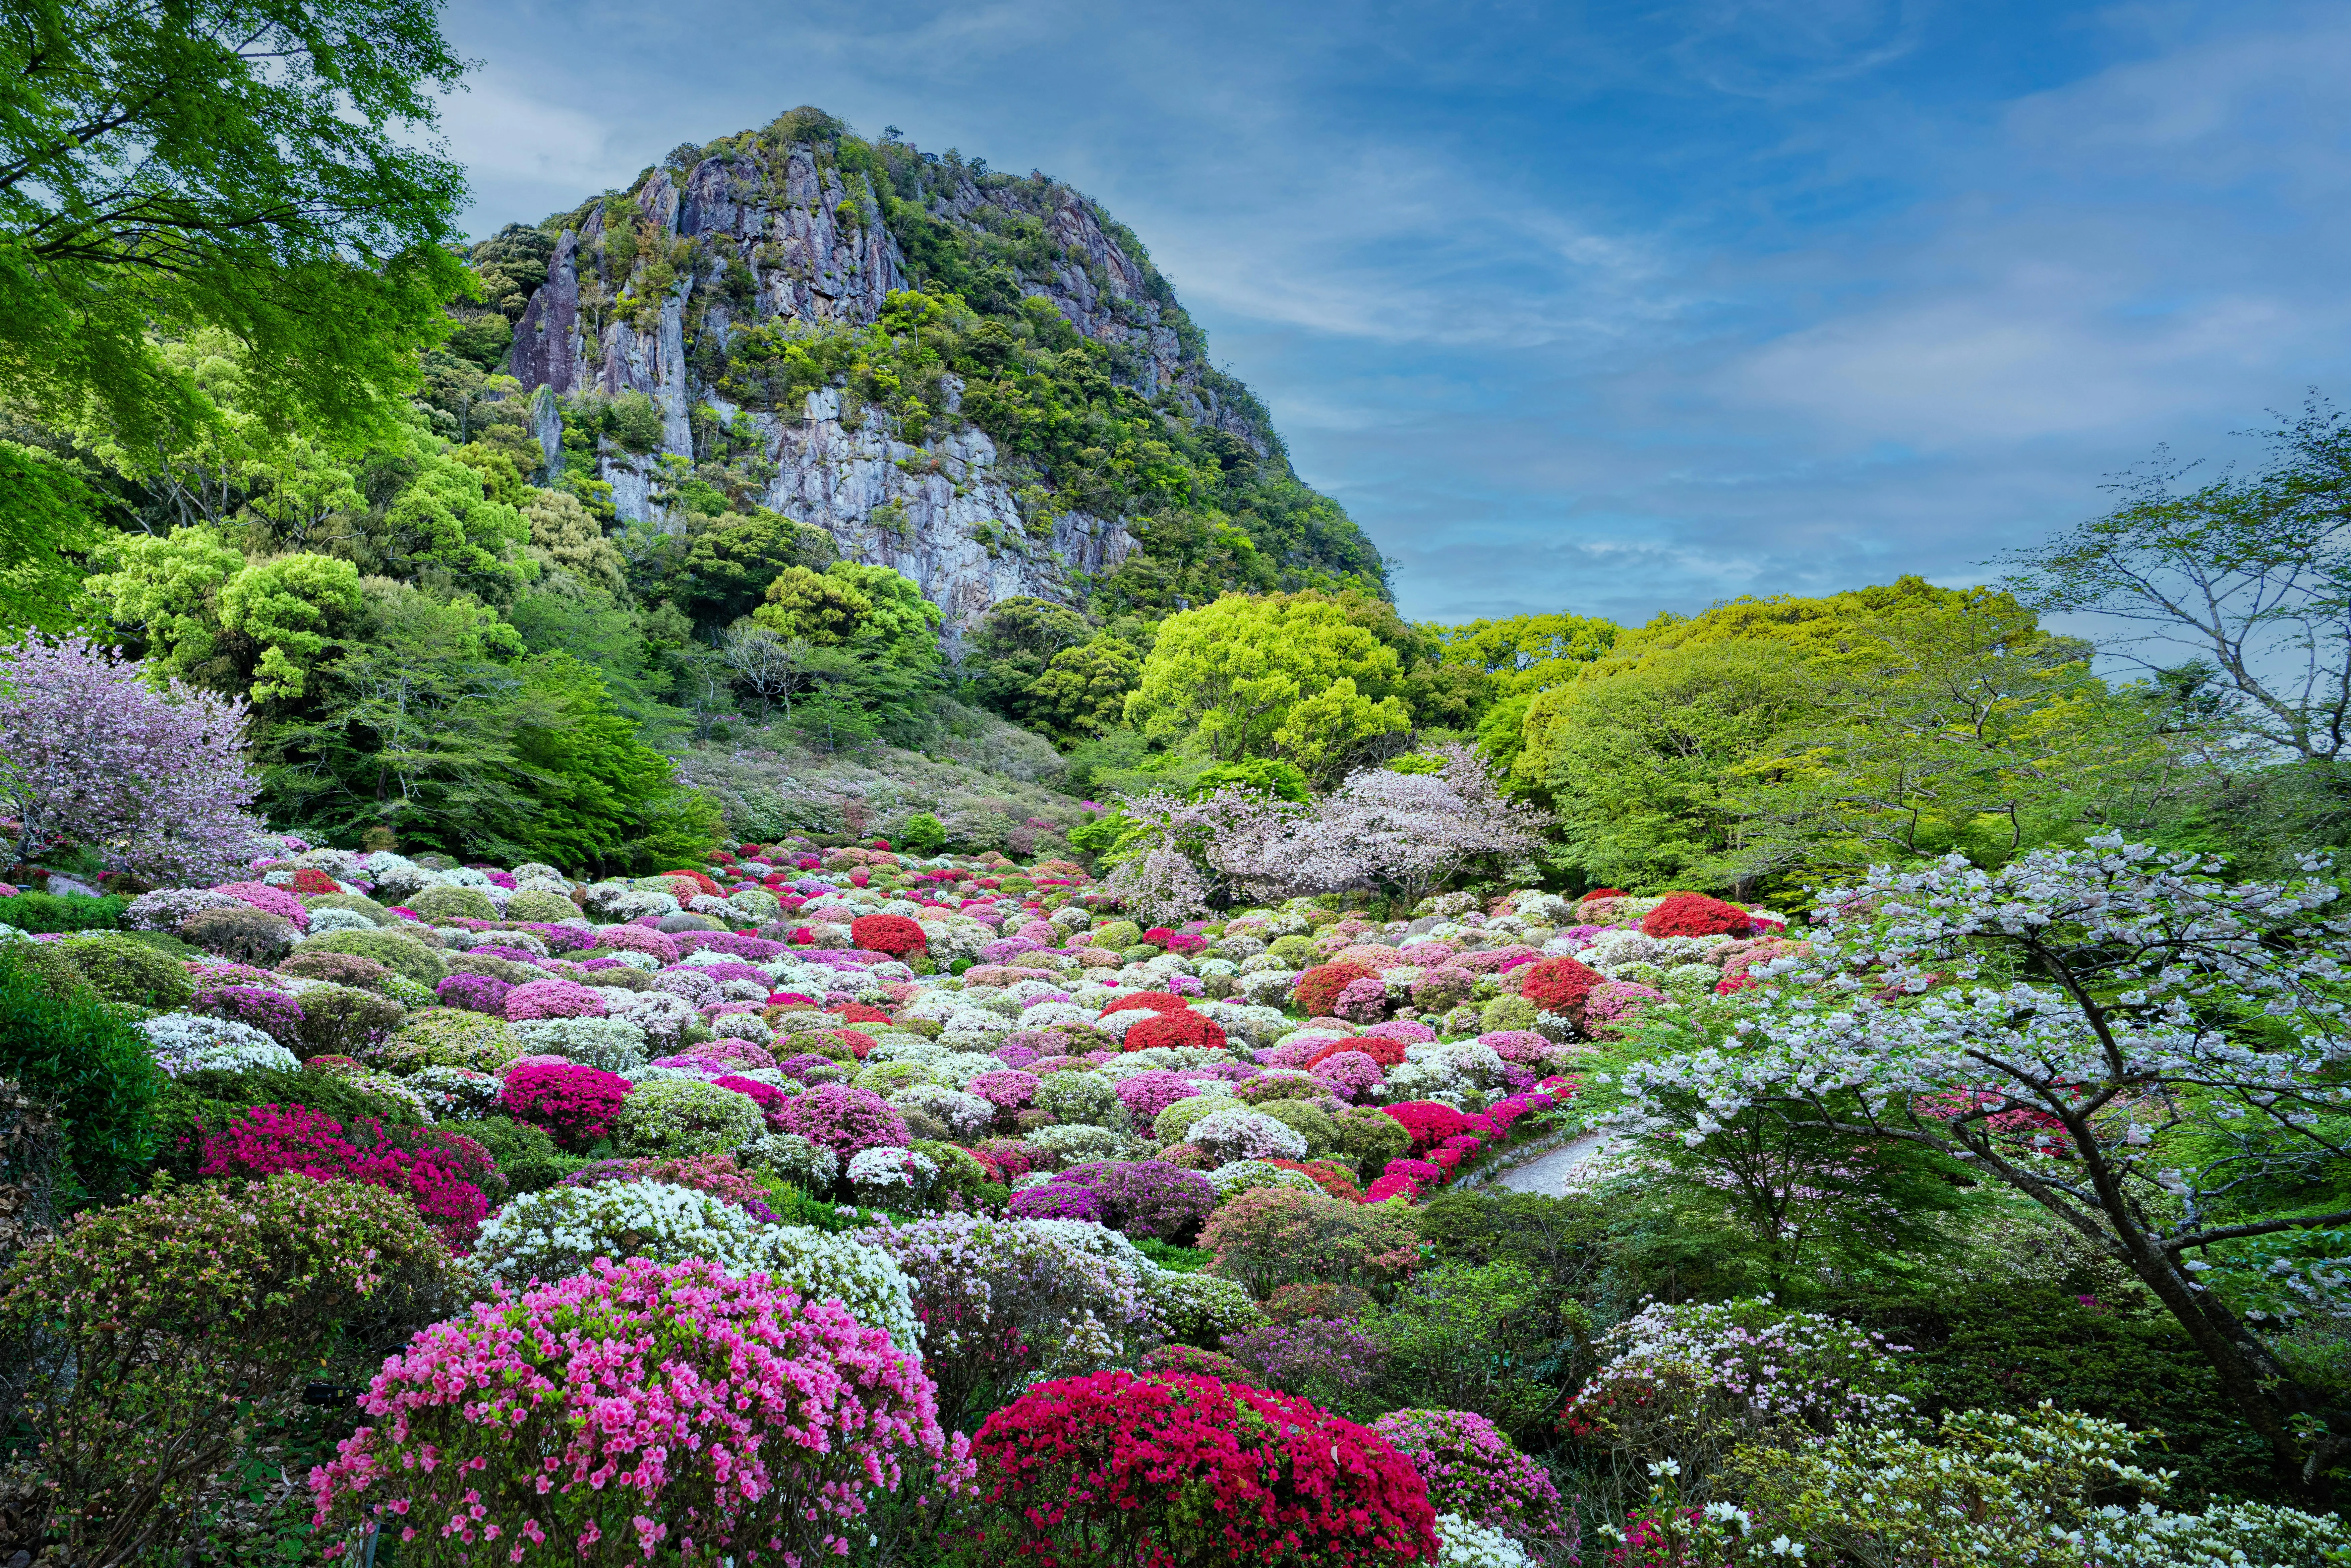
467;107;1385;635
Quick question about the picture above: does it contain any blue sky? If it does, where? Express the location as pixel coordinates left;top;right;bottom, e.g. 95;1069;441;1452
433;0;2351;627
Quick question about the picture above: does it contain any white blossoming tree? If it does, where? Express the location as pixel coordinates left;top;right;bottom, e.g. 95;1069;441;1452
1612;836;2351;1487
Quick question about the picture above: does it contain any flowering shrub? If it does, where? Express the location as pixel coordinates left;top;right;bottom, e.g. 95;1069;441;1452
1334;975;1392;1024
1200;1187;1422;1293
851;913;927;956
507;1015;647;1073
1518;956;1605;1013
1121;1009;1229;1053
961;1372;1437;1567
499;1062;631;1150
1222;1316;1388;1408
1111;1069;1205;1123
309;1257;956;1564
141;1012;300;1077
409;1065;502;1121
1309;1049;1385;1100
615;1077;767;1157
503;977;607;1021
212;881;308;930
432;971;510;1015
197;1103;501;1246
376;1009;519;1076
1560;1299;1911;1496
125;887;244;932
1639;892;1753;939
1144;1269;1265;1348
856;1212;1162;1429
1189;1107;1311;1164
0;1174;446;1567
1581;979;1666;1037
1057;1159;1218;1242
1101;990;1192;1017
1373;1408;1566;1539
1010;1182;1104;1220
1383;1101;1485;1154
1295;962;1379;1017
967;1068;1041;1115
771;1082;910;1156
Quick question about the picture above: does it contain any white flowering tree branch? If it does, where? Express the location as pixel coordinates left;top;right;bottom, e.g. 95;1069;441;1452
1610;835;2351;1489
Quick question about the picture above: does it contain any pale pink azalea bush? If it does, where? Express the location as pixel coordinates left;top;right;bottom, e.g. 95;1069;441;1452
309;1256;969;1564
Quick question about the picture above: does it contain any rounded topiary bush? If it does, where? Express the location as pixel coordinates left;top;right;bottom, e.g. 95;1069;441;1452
504;889;579;923
1294;962;1377;1018
177;906;298;965
1639;892;1754;939
277;949;394;991
0;944;162;1200
294;927;449;985
4;1174;449;1566
850;913;926;956
374;1009;519;1075
499;1061;631;1151
311;1256;950;1565
50;932;196;1010
1517;956;1605;1014
614;1077;766;1157
404;883;496;923
961;1371;1437;1567
301;891;392;926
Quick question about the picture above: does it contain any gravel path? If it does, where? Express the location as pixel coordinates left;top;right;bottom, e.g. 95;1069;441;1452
1493;1131;1612;1195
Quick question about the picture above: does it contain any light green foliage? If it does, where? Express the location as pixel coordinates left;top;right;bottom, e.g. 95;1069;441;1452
1125;592;1410;779
295;928;450;987
1362;1260;1562;1429
677;508;835;626
0;443;102;630
0;1;470;451
522;488;626;597
1023;640;1143;742
378;415;533;598
615;1078;767;1157
375;1009;517;1074
404;884;496;923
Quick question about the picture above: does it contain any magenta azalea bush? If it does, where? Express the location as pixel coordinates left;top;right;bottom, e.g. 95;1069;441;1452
770;1083;909;1156
308;1257;966;1564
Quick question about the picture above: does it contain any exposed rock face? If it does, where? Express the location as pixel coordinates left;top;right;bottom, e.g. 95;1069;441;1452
497;138;1281;631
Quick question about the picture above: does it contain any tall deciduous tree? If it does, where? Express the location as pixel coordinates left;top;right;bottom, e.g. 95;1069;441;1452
2003;397;2351;765
0;632;268;883
1123;592;1410;781
1614;839;2351;1490
0;0;471;448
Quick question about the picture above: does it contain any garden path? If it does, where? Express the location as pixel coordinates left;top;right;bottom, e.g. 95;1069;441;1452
1491;1131;1611;1195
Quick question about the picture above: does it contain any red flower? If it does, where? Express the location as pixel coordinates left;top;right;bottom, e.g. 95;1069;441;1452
831;1029;878;1059
1308;1035;1408;1069
965;1371;1437;1567
1295;962;1378;1018
1639;892;1755;939
851;913;925;956
1520;956;1606;1013
1380;1100;1481;1154
1100;990;1192;1017
839;1001;893;1025
661;867;723;898
1122;1011;1227;1053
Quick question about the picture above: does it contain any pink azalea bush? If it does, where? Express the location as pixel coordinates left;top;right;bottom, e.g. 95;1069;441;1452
197;1103;499;1247
503;979;607;1021
211;880;309;931
308;1256;966;1564
498;1062;631;1150
770;1083;909;1156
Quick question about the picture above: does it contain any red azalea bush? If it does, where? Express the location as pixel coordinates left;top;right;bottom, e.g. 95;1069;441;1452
1294;963;1378;1018
1122;1010;1227;1053
661;867;722;898
285;867;340;896
1270;1157;1367;1203
960;1371;1437;1568
1518;956;1606;1013
840;1002;894;1024
498;1062;631;1150
1100;990;1193;1017
1308;1035;1409;1069
197;1103;501;1246
1639;892;1754;939
851;913;926;957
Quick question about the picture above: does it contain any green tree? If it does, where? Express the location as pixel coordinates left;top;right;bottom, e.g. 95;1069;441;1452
966;595;1088;714
0;0;470;448
1124;592;1410;781
85;526;362;707
678;507;835;627
0;442;100;630
1021;637;1141;741
751;564;874;644
2003;396;2351;764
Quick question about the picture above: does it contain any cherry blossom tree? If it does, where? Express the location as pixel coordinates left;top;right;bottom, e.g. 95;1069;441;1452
1105;745;1545;918
0;634;270;885
1612;836;2351;1488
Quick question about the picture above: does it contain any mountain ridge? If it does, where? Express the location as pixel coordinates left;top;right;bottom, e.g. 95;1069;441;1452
465;107;1385;635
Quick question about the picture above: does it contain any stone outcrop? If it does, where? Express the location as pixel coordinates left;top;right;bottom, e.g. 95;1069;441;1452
497;136;1290;631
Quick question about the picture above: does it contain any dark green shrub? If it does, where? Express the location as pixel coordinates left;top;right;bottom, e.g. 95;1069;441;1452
406;884;496;922
289;984;406;1058
457;1116;587;1194
293;927;449;984
55;932;196;1010
0;945;160;1202
1847;1284;2284;1506
155;1068;421;1177
0;1174;450;1566
0;892;127;933
115;930;198;960
177;906;297;964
